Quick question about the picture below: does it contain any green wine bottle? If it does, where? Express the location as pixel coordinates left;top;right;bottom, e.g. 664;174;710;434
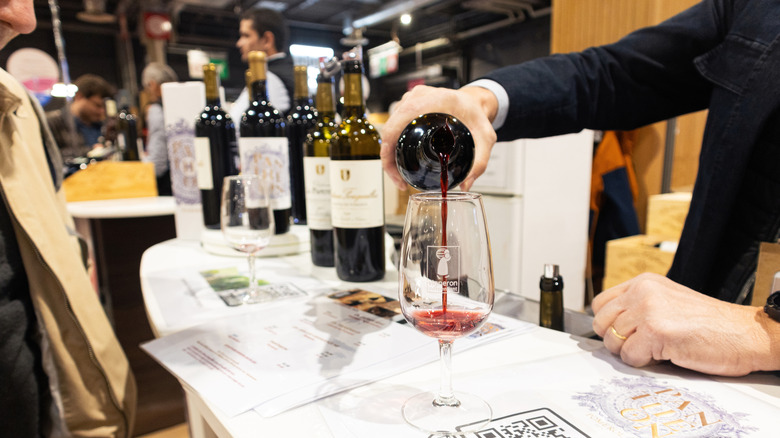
303;67;336;267
287;65;317;225
330;54;385;282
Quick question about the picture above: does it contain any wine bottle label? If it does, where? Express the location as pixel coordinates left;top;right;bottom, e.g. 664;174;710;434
117;133;127;151
194;137;214;190
238;137;292;210
329;160;384;228
303;156;331;230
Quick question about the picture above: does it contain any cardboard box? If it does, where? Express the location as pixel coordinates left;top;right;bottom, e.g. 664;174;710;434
603;234;676;289
63;161;157;202
646;192;692;240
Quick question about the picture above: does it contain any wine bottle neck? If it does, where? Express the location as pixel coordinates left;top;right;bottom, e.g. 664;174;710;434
342;72;364;110
204;82;220;103
315;82;335;118
248;51;267;86
250;80;269;103
293;67;309;99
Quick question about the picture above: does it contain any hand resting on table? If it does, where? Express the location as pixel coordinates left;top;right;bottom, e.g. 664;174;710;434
592;273;780;377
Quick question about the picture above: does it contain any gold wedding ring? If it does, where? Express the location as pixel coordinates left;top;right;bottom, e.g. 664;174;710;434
610;325;628;341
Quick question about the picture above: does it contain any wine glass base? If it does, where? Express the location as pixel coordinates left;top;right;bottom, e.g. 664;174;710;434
402;391;492;436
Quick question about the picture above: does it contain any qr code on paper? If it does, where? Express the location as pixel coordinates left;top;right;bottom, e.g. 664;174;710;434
460;408;590;438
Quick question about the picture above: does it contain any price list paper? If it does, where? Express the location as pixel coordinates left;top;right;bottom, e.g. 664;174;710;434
143;290;534;417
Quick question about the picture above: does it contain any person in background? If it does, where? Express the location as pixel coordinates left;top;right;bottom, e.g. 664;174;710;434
231;7;294;122
0;0;137;436
140;62;178;196
46;73;115;162
379;0;780;377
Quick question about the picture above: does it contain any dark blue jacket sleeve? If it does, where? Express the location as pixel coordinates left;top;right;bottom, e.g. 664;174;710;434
482;0;732;141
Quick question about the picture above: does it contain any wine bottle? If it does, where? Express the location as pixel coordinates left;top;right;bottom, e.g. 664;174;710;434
117;107;141;161
287;65;317;225
539;264;564;331
303;69;336;267
114;90;142;161
239;51;291;235
395;113;474;191
330;54;385;282
194;63;237;229
102;98;117;153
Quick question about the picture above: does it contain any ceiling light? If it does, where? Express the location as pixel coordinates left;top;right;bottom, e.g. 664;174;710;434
253;1;288;12
290;44;334;60
400;13;412;25
51;83;78;98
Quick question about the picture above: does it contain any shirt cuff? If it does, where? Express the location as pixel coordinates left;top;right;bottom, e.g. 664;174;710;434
463;79;509;131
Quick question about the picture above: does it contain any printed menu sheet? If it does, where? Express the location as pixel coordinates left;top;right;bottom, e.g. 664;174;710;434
144;262;333;333
142;288;534;417
198;266;308;306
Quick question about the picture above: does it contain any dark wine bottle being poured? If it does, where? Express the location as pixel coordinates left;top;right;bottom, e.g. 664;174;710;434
395;113;474;192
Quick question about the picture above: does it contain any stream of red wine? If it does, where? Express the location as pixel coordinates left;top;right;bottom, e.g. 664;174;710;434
440;152;449;313
437;122;455;314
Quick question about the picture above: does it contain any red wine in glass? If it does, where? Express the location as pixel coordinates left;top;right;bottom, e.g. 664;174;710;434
407;308;490;341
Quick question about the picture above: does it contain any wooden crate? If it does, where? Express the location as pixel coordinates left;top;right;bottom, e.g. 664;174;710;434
603;234;676;289
64;161;157;202
646;192;691;241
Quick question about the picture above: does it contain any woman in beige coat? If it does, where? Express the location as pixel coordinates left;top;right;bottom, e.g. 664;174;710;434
0;0;136;435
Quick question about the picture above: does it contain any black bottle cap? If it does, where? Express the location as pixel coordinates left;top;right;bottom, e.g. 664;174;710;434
342;59;362;74
540;263;563;292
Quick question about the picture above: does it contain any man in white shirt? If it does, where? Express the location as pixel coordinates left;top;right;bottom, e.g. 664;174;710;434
231;7;294;123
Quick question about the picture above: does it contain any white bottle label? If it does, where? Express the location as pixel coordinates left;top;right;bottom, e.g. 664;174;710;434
166;120;200;205
304;156;332;230
194;137;213;190
330;159;384;228
239;137;291;210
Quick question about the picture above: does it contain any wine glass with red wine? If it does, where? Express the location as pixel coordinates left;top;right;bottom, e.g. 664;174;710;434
221;175;274;303
398;191;494;435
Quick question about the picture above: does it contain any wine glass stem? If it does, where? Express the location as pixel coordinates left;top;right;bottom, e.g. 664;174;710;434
247;252;257;299
434;339;459;407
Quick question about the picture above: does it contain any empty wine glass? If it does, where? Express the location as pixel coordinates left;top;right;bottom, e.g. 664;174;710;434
399;191;495;435
221;174;274;303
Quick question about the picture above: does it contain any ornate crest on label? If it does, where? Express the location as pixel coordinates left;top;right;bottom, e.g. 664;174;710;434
574;377;754;437
165;119;200;205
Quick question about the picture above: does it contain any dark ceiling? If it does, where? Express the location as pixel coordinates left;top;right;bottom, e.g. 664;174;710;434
36;0;552;50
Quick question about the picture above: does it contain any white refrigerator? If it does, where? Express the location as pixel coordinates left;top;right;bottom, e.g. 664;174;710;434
471;131;593;311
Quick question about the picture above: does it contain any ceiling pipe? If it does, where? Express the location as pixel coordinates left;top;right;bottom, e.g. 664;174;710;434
347;0;443;35
398;5;550;57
